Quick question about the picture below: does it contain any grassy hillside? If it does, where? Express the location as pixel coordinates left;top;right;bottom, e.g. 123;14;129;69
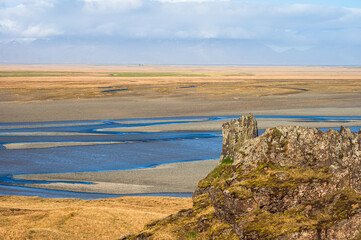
0;195;192;240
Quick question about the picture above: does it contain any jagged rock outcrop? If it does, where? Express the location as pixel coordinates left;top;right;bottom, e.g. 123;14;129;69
124;114;361;240
221;114;258;161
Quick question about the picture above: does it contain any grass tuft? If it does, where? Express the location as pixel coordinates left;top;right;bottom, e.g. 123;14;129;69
221;158;234;164
197;161;233;189
185;231;197;238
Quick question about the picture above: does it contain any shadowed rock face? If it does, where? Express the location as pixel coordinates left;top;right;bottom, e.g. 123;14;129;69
125;114;361;240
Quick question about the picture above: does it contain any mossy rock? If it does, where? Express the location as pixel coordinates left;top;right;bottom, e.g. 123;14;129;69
243;188;361;239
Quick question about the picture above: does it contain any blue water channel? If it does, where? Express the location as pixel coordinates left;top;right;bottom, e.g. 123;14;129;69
0;115;360;199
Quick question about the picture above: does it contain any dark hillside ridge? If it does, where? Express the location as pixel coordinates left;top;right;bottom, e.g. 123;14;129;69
124;114;361;240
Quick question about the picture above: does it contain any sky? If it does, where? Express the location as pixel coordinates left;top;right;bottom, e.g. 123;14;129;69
0;0;361;65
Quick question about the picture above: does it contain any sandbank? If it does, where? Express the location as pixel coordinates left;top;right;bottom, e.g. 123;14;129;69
99;118;361;132
0;122;102;129
0;132;105;136
4;141;123;149
14;159;219;194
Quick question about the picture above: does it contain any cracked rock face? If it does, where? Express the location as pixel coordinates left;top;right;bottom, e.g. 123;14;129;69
221;114;258;161
125;114;361;240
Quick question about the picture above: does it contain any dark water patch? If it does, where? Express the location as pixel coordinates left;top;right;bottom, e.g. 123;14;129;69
274;85;309;92
179;86;196;89
101;89;128;93
289;88;309;92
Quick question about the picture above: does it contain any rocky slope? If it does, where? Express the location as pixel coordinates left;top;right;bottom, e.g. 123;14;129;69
123;114;361;240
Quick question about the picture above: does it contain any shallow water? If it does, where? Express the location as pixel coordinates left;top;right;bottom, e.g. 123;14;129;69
0;115;360;199
101;88;128;93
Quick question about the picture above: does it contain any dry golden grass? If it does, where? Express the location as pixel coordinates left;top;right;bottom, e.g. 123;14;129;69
1;65;361;102
0;195;192;240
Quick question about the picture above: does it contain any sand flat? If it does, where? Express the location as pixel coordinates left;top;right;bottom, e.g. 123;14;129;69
97;119;228;132
99;118;361;132
4;141;123;149
0;122;102;129
14;159;219;194
1;94;361;123
0;132;106;136
115;118;208;124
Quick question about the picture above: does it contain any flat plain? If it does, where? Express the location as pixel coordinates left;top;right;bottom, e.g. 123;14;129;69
1;65;361;122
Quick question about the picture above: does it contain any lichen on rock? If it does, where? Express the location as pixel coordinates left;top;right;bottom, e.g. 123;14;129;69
124;114;361;240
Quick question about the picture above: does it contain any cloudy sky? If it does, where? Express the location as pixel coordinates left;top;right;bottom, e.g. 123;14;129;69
1;0;361;65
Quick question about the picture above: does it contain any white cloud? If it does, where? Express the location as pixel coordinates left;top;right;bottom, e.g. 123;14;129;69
0;0;61;41
22;25;61;38
1;0;361;63
81;0;143;13
1;0;358;43
0;20;20;34
20;0;57;8
157;0;225;2
0;3;28;18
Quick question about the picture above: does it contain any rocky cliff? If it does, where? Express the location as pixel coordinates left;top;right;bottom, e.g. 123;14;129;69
124;114;361;240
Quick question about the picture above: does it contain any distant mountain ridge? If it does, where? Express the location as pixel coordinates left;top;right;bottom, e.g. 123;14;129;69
1;38;361;65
